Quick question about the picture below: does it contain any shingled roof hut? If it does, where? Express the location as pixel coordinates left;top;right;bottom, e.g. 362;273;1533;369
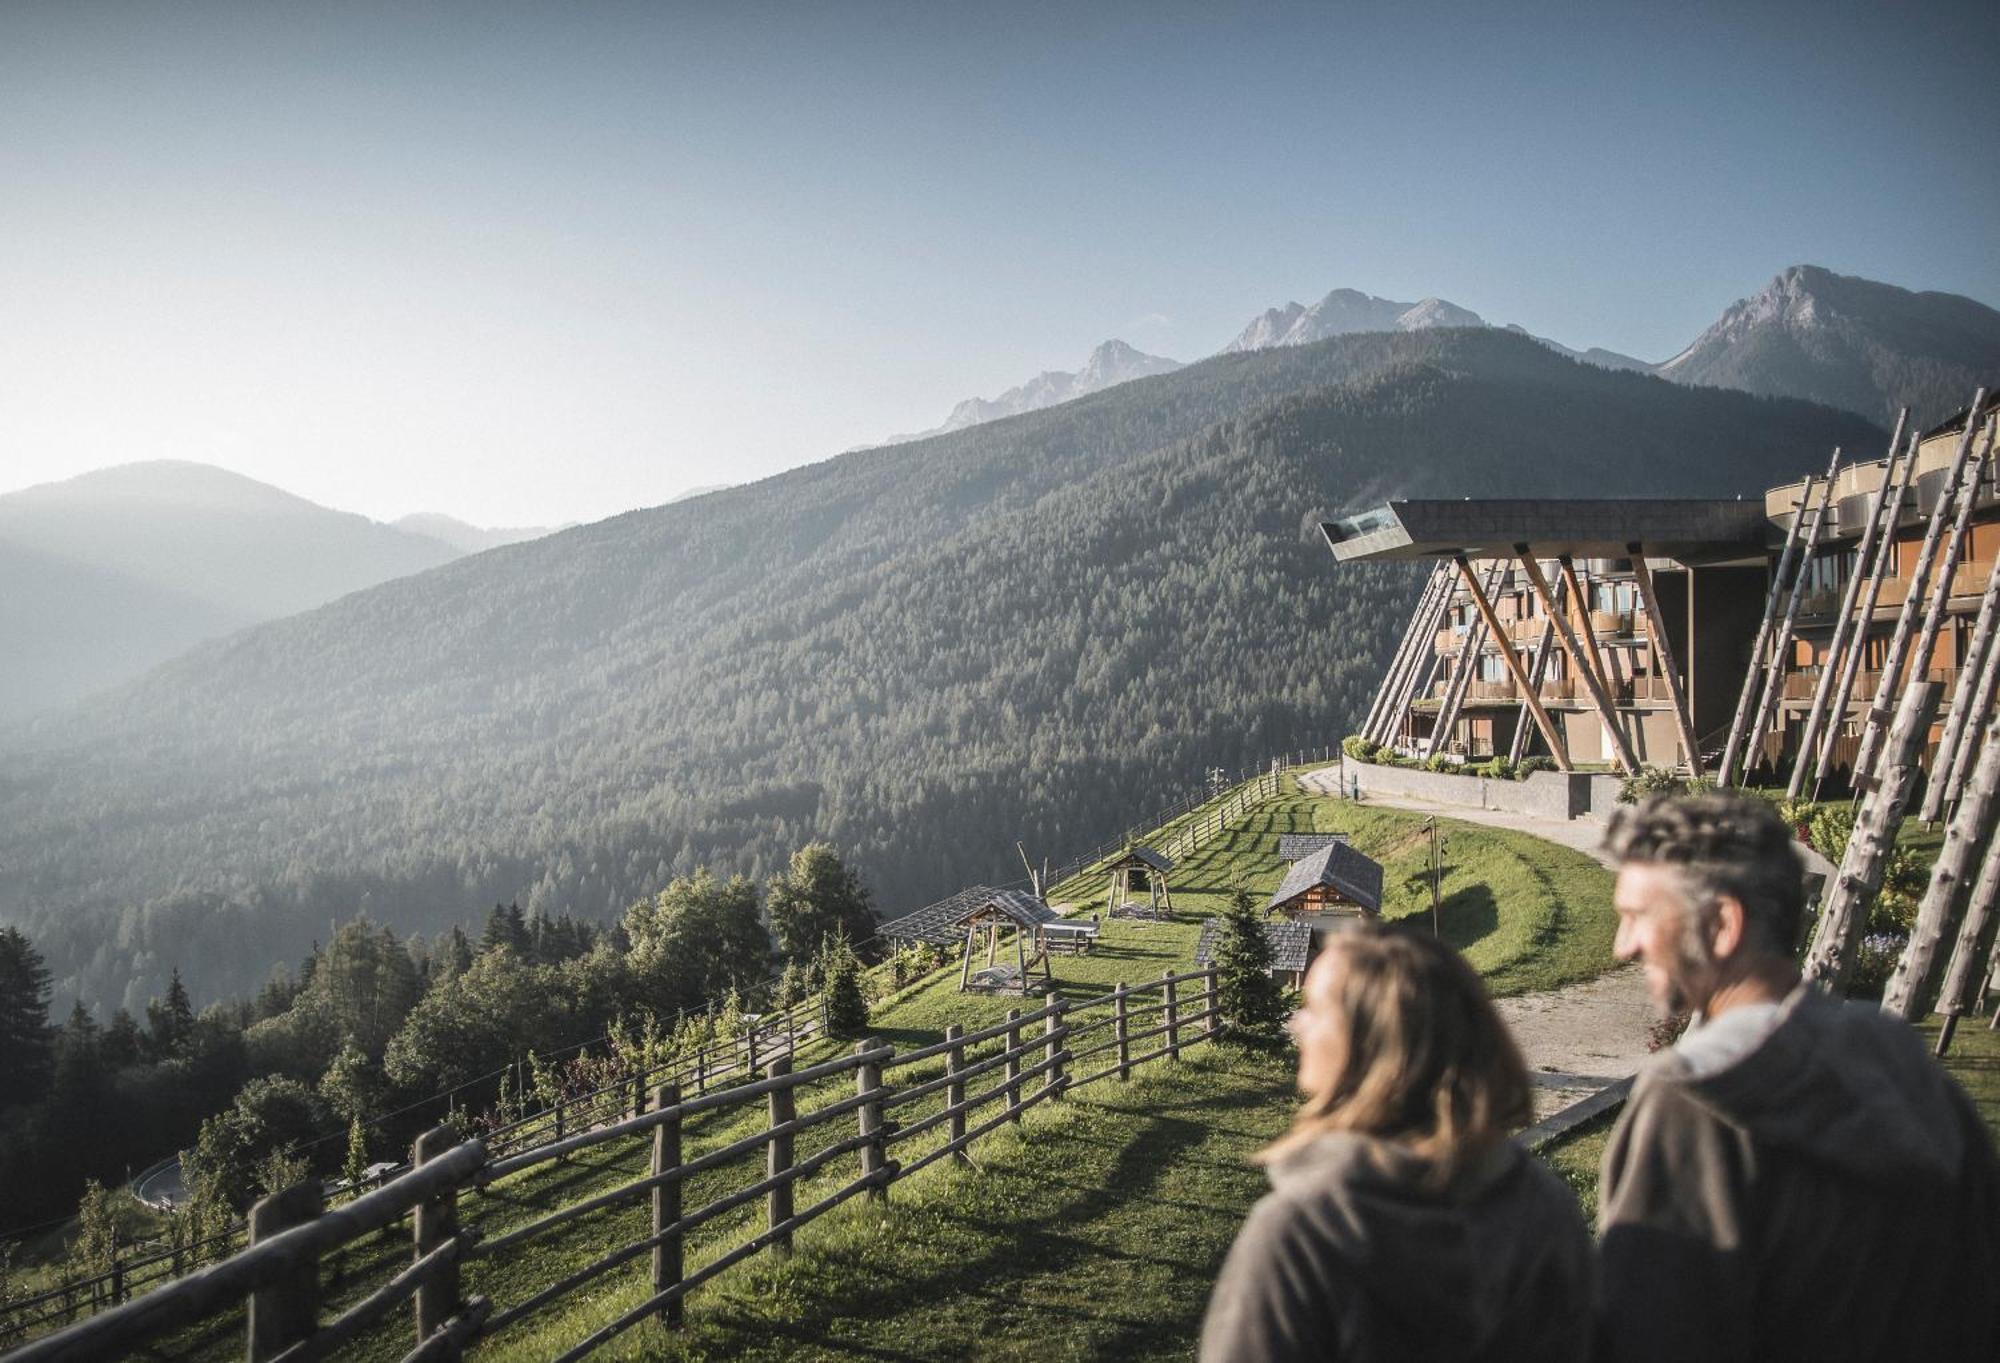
1104;845;1175;919
1195;917;1315;991
952;889;1063;994
1267;840;1384;933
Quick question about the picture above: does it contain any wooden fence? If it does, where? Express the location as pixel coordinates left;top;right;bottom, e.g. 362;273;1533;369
5;967;1222;1363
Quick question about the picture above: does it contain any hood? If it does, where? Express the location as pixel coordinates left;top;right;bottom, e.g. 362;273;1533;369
1262;1132;1564;1353
1676;986;1965;1186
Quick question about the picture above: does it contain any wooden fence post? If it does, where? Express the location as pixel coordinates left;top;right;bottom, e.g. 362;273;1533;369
652;1084;683;1327
694;1051;706;1096
945;1024;968;1164
1204;965;1220;1038
1114;984;1131;1080
857;1041;887;1200
1044;992;1067;1097
412;1125;463;1352
1163;970;1180;1060
766;1060;794;1254
247;1181;322;1362
746;1025;759;1079
1005;1009;1023;1122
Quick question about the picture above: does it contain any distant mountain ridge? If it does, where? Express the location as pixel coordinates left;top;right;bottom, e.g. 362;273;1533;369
394;513;565;555
891;339;1183;442
1655;264;2000;425
0;462;466;720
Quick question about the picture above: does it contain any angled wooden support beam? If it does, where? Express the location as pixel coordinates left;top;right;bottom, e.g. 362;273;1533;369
1791;414;1909;798
1627;548;1703;779
1365;562;1449;742
1931;834;2000;1056
1816;430;1922;796
1925;550;2000;820
1455;555;1570;770
1515;549;1638;772
1853;393;1989;779
1383;579;1454;748
1941;559;2000;814
1744;448;1843;787
1720;474;1816;785
1428;561;1505;759
1556;556;1614;697
1507;572;1565;765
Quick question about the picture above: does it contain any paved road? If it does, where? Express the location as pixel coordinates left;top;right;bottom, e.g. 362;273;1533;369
1296;770;1655;1117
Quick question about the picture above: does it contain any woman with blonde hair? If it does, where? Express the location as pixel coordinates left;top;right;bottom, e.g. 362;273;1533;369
1200;923;1593;1362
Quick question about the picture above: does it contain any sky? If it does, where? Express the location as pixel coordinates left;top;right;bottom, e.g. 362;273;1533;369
2;1;1996;528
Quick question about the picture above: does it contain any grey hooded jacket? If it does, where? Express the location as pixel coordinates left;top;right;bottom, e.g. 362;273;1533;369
1597;984;2000;1362
1200;1132;1593;1363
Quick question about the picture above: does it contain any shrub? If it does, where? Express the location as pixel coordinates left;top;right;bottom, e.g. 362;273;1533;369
1475;756;1517;781
1808;805;1855;866
1341;734;1378;763
1423;752;1455;773
1617;765;1685;804
1517;756;1557;776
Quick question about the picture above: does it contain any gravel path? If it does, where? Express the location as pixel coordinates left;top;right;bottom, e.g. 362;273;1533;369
1296;771;1656;1117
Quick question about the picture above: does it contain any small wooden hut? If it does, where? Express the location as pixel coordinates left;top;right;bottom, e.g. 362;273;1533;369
1268;840;1383;938
1105;845;1176;919
952;889;1063;994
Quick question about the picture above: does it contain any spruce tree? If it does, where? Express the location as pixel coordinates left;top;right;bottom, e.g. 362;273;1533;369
1216;888;1287;1042
0;926;52;1106
819;935;869;1039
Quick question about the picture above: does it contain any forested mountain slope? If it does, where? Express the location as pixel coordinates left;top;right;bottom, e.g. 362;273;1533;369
0;331;1881;1011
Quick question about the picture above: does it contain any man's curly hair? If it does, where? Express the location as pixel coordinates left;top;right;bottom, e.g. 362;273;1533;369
1603;792;1806;955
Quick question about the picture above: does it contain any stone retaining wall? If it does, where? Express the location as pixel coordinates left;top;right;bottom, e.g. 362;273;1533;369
1340;756;1600;821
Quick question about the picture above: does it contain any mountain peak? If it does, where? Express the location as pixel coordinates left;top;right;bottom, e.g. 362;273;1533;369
1222;288;1487;352
905;339;1182;439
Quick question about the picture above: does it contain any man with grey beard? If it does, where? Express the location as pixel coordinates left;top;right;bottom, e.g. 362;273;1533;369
1595;792;1997;1362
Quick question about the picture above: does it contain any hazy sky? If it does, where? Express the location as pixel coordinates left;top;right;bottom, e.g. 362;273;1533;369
3;1;1995;527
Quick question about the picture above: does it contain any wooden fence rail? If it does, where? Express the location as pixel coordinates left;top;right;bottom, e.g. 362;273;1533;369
6;968;1222;1363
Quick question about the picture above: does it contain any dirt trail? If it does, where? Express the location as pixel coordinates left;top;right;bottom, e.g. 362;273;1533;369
1296;770;1655;1117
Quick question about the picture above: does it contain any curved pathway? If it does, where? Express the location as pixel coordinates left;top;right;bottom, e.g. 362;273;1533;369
1297;770;1655;1117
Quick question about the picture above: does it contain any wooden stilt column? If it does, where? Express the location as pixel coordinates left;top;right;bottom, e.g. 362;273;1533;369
1884;708;2000;1019
1925;546;2000;821
1743;449;1843;786
1803;681;1943;989
1943;565;2000;814
1791;421;1908;798
1375;566;1455;748
1720;475;1817;786
1556;557;1614;697
1515;550;1637;773
1365;562;1449;742
1815;432;1922;795
1428;561;1504;759
1932;837;2000;1056
1628;548;1703;778
1852;396;1989;781
1508;572;1565;765
1454;555;1569;770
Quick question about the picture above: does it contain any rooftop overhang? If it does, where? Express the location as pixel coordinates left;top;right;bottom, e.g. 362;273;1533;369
1320;499;1772;566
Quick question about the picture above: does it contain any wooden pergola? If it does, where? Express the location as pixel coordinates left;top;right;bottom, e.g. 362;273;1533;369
1105;846;1175;918
953;890;1062;994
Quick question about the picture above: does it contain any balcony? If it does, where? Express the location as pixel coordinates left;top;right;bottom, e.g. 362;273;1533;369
1589;609;1635;637
1466;679;1519;702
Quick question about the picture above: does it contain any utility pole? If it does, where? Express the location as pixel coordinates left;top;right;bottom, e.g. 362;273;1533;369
1424;817;1443;937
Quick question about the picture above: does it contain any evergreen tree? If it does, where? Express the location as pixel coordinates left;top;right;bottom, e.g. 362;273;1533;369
818;934;869;1040
145;968;196;1061
340;1115;369;1199
439;925;475;980
101;1008;143;1067
766;843;878;965
481;903;530;956
0;926;53;1107
1215;888;1287;1042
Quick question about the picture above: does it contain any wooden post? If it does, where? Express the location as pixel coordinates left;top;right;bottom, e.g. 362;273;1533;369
1004;1008;1023;1122
1163;969;1180;1059
1803;681;1943;987
1742;449;1843;785
1721;475;1817;785
1933;828;1999;1055
247;1181;322;1362
1518;551;1637;771
1370;562;1453;746
856;1041;887;1199
1428;561;1502;759
958;924;976;991
1114;984;1131;1080
412;1125;463;1350
945;1023;968;1163
1924;552;2000;821
694;1051;706;1096
766;1060;794;1254
652;1084;683;1327
1816;432;1923;794
1883;711;2000;1019
1204;964;1220;1038
1455;555;1571;769
1627;548;1704;778
1943;586;2000;813
1043;992;1067;1097
1791;416;1908;798
1853;400;1988;780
